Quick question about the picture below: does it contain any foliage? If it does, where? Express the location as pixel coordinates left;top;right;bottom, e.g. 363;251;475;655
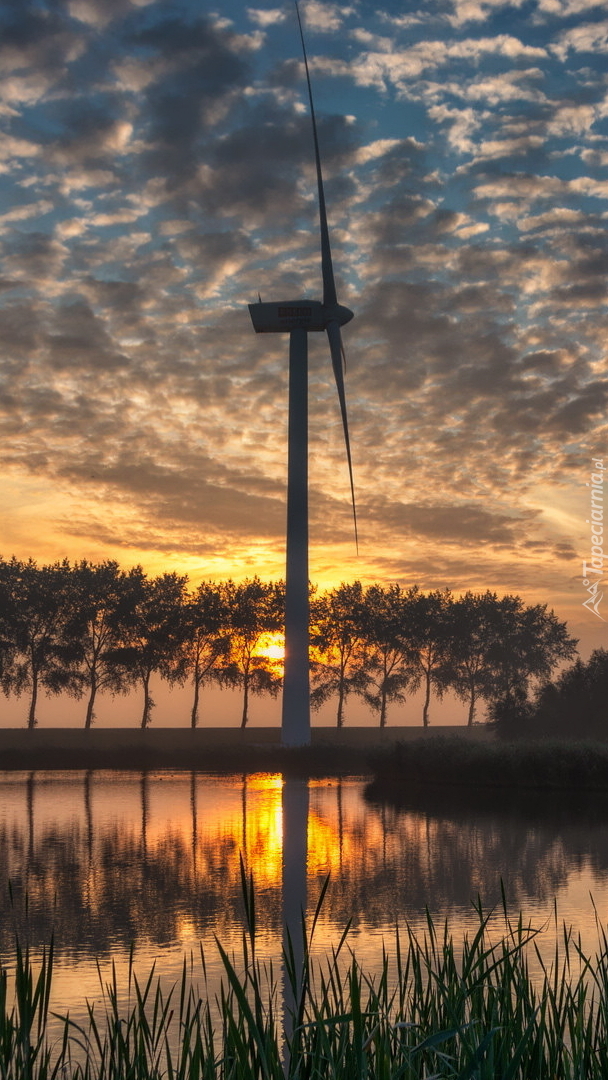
106;569;189;728
483;596;577;713
310;582;368;727
63;561;133;728
369;735;608;792
7;880;608;1077
358;584;412;727
400;587;454;727
0;556;578;728
217;578;284;729
0;558;78;728
495;648;608;740
178;582;231;728
444;592;511;727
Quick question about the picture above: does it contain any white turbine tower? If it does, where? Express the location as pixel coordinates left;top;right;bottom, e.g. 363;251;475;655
248;3;357;748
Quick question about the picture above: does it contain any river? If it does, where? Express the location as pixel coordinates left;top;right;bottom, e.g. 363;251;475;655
1;769;608;1023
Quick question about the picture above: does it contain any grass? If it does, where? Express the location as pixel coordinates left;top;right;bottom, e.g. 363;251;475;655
369;736;608;796
4;869;608;1077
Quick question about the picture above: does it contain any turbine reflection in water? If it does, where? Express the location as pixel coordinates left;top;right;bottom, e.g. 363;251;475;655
281;775;309;1040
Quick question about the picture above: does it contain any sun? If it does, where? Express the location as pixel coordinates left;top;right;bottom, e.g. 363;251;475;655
255;632;285;665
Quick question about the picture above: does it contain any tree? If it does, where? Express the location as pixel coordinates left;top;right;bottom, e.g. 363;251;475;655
64;560;133;728
310;582;368;727
178;581;230;728
444;591;503;726
445;592;578;727
108;569;189;728
0;557;18;708
524;648;608;739
359;584;412;727
218;578;284;728
401;587;453;727
0;558;78;728
484;596;577;716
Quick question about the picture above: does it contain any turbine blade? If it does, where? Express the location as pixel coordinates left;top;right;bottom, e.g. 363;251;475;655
295;1;337;308
326;319;358;551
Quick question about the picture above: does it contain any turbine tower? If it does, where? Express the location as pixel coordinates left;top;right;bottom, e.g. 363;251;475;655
248;3;357;748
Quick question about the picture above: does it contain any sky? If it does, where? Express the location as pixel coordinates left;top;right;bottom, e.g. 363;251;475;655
0;0;607;656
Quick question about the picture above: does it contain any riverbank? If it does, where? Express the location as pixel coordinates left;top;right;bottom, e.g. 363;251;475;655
368;734;608;797
4;730;608;794
0;724;491;773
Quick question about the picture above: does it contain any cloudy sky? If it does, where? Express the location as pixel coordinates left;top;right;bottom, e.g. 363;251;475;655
1;0;607;652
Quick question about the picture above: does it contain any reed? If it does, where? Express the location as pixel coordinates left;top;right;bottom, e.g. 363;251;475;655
370;736;608;793
3;882;608;1078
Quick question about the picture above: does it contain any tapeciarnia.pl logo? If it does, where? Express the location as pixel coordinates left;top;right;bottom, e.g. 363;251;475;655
582;457;606;620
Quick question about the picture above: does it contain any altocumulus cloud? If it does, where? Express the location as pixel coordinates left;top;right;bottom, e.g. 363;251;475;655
0;0;606;648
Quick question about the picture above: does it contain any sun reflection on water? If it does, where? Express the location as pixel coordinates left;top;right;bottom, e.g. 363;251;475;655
2;769;608;1025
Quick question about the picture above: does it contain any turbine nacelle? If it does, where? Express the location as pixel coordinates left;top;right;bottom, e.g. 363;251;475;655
248;299;353;334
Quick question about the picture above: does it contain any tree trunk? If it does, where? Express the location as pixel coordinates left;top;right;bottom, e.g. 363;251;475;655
336;682;345;727
191;675;200;729
141;673;152;728
467;684;476;727
422;670;431;727
379;687;387;728
85;678;97;729
28;670;38;730
241;675;249;728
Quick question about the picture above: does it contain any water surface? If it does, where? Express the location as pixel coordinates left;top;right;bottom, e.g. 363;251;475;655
2;769;608;1019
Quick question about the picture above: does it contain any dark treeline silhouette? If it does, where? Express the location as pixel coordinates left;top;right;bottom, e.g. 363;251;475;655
495;647;608;740
0;557;577;729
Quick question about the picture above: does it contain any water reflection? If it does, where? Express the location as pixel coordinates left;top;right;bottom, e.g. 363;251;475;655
1;770;608;980
282;776;308;1033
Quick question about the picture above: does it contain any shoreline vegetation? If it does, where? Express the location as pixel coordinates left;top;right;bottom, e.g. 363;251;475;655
5;879;608;1078
369;735;608;793
3;730;608;796
0;725;483;775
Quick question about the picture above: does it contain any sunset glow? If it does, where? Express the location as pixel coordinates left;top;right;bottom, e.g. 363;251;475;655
0;0;606;657
255;633;286;666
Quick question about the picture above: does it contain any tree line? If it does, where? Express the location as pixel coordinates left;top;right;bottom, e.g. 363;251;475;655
0;557;577;730
495;647;608;740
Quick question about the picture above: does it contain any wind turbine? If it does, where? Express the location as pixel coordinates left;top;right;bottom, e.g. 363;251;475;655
248;2;357;748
